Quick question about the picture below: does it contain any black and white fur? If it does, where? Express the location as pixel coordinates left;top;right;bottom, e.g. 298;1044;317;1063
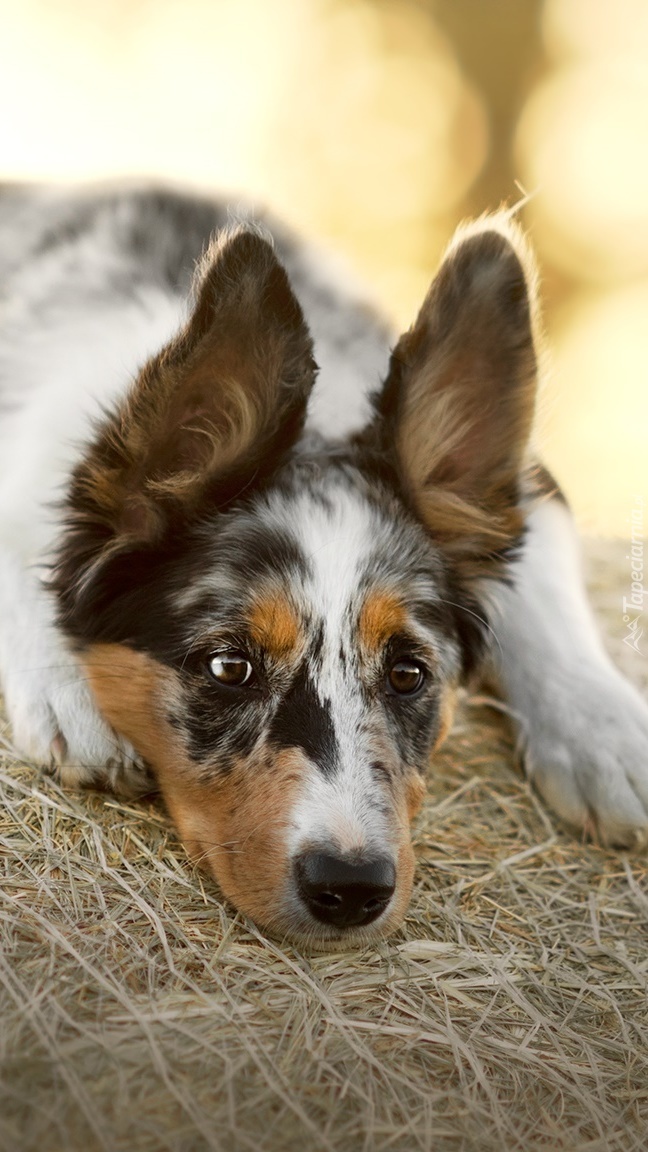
0;184;646;946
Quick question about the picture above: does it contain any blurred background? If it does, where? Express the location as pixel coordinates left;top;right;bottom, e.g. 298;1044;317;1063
1;0;647;536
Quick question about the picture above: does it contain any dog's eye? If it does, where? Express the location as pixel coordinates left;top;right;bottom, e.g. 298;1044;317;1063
387;659;426;696
207;651;255;687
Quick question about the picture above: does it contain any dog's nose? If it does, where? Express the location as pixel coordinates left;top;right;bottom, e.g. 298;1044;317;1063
295;851;396;928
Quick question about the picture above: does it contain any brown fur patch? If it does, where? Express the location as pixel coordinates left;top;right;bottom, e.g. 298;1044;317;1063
248;592;302;660
382;796;419;934
165;748;305;931
83;643;306;933
83;644;177;763
83;643;420;941
405;772;426;821
433;686;458;752
358;591;407;654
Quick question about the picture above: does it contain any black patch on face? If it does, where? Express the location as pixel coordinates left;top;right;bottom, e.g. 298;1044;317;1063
268;667;337;777
215;518;310;586
180;677;265;769
383;690;440;769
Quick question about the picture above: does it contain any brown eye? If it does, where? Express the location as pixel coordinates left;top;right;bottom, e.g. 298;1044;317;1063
387;659;426;696
207;651;254;687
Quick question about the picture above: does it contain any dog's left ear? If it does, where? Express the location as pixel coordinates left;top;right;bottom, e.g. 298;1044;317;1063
372;218;539;582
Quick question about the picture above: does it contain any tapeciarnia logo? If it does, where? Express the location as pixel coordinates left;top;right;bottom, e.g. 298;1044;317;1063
622;495;646;655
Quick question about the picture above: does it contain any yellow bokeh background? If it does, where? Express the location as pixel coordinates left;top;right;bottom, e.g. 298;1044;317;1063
1;0;646;535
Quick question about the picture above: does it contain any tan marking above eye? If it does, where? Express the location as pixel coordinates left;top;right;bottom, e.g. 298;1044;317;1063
358;590;408;655
247;591;302;660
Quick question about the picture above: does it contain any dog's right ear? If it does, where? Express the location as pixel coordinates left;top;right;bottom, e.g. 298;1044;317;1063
68;226;316;544
53;227;316;636
62;226;313;536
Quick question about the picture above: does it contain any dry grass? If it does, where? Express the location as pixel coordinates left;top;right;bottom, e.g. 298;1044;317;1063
1;540;647;1152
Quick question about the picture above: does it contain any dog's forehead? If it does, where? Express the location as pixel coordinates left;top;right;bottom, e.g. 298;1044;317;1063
185;465;450;632
264;478;399;621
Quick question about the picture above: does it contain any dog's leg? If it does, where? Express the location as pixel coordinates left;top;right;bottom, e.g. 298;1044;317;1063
0;546;149;795
486;494;648;846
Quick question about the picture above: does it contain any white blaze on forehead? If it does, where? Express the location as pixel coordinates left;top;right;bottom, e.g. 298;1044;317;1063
263;476;385;642
294;485;377;631
279;479;379;697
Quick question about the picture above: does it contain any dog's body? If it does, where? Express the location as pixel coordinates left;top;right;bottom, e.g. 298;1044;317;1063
1;184;647;945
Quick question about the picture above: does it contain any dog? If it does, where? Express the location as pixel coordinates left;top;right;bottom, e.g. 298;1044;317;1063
1;183;647;947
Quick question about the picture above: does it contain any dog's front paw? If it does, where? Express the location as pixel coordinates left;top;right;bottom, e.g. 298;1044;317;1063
523;667;648;848
4;656;152;797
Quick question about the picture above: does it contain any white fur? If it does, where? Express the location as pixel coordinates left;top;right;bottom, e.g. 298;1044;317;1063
488;498;648;847
0;289;184;784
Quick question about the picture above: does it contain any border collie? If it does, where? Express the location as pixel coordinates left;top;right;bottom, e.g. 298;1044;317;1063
1;184;646;946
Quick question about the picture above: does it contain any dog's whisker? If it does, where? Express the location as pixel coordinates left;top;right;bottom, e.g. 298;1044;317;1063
435;596;503;659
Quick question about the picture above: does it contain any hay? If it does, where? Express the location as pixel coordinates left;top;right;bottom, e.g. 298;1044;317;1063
1;540;647;1152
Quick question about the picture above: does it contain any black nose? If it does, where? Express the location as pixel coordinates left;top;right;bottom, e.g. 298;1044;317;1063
295;851;396;929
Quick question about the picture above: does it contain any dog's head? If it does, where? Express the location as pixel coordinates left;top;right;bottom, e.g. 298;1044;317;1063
53;218;539;945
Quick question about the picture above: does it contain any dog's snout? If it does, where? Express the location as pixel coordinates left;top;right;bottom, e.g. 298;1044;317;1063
295;851;396;928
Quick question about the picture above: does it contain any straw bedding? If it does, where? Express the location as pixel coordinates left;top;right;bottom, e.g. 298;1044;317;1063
1;541;647;1152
